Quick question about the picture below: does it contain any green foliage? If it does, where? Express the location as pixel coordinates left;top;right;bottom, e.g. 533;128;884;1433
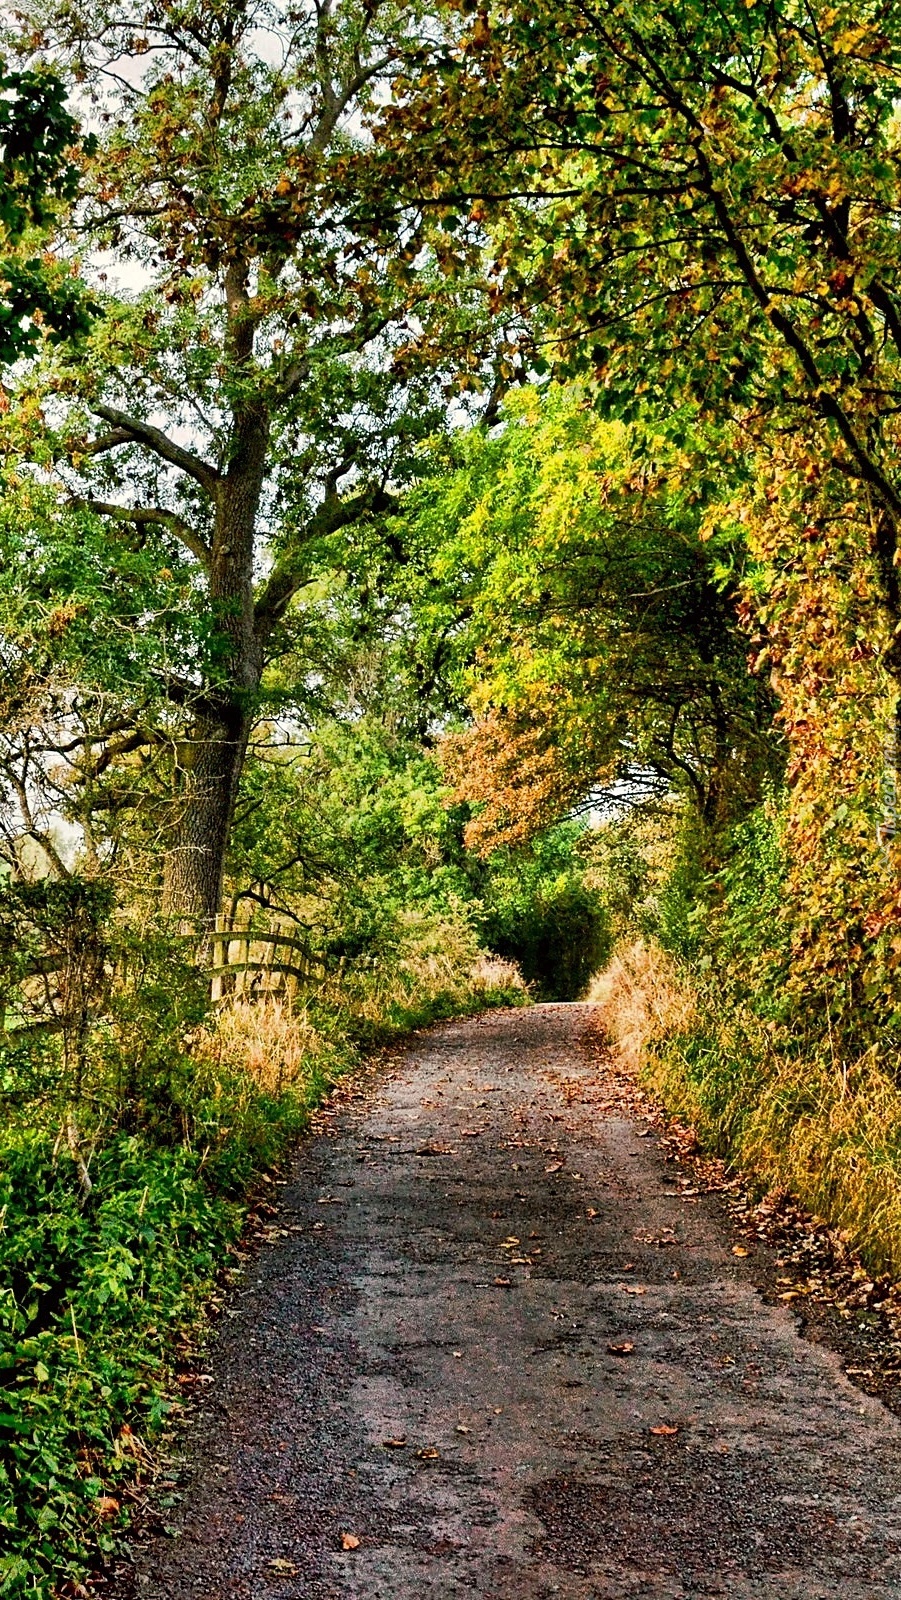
0;59;95;363
707;792;790;980
0;65;82;236
390;0;901;577
475;824;611;999
0;1113;305;1597
395;387;779;845
228;723;605;1006
227;719;472;945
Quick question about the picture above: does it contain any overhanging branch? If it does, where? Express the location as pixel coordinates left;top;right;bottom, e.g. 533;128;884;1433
90;404;221;499
73;498;212;569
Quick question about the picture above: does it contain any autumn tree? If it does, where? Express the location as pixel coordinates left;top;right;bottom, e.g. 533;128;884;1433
10;0;505;925
383;0;901;683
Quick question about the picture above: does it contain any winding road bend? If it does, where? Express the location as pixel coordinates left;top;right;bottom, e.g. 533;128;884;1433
127;1003;901;1599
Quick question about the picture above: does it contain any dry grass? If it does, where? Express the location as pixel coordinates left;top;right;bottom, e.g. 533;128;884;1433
591;938;901;1276
587;939;698;1073
740;1049;901;1272
468;952;528;1000
202;999;328;1096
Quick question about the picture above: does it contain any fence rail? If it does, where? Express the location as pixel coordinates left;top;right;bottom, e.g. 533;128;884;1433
208;917;327;1002
3;915;328;1034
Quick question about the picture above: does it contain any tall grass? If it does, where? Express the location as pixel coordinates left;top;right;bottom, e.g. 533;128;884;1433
591;940;901;1275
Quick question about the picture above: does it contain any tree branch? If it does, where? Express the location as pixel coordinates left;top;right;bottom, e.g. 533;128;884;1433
254;481;396;634
90;405;221;499
72;498;212;568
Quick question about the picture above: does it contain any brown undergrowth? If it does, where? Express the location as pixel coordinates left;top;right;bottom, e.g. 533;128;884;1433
589;938;901;1287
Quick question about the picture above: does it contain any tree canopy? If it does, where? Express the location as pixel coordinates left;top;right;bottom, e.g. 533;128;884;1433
4;0;513;922
390;387;780;847
0;57;93;363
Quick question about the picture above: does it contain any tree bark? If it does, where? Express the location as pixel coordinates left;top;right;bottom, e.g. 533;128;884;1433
162;373;269;926
162;704;250;926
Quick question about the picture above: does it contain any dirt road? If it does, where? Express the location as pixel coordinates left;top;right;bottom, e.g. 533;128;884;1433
123;1004;901;1599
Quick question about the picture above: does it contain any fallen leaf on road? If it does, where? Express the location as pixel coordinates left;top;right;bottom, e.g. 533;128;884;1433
650;1424;679;1437
452;1349;463;1358
341;1534;360;1551
545;1162;564;1174
732;1245;749;1257
268;1558;299;1573
461;1129;481;1137
415;1446;441;1460
382;1438;407;1448
494;1277;511;1286
623;1284;647;1295
586;1207;598;1218
607;1341;635;1356
455;1424;471;1434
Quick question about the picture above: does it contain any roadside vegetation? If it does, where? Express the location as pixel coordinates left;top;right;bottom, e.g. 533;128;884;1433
4;0;901;1592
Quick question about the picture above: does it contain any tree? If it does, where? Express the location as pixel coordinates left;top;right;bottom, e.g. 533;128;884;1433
395;387;779;849
14;0;503;925
384;0;901;682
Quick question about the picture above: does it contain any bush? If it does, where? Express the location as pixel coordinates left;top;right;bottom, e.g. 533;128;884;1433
476;823;612;999
0;1127;244;1596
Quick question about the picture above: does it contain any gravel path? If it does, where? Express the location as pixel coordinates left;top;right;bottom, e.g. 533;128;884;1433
125;1003;901;1599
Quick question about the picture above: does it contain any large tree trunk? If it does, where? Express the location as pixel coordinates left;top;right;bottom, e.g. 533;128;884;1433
162;704;250;926
163;383;269;927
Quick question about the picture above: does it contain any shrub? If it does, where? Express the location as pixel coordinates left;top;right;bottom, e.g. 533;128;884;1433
476;823;611;999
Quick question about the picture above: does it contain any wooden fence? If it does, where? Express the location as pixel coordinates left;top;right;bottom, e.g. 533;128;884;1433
208;916;327;1003
3;916;327;1035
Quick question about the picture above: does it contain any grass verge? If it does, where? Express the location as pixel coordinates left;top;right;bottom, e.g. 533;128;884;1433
590;940;901;1277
